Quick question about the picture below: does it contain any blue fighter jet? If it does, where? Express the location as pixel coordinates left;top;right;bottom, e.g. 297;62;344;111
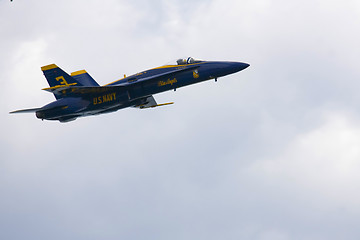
10;57;249;122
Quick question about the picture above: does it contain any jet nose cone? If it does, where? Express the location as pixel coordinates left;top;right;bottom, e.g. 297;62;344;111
211;61;250;78
243;62;250;69
232;62;250;72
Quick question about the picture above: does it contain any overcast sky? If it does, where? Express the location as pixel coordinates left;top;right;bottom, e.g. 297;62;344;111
1;0;360;239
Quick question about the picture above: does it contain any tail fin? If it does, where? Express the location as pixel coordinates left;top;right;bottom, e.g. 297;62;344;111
71;70;99;86
41;64;84;99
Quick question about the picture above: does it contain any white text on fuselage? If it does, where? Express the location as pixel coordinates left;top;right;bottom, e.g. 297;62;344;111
93;93;116;105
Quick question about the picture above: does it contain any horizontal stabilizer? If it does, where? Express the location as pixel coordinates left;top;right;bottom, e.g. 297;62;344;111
10;108;41;114
42;85;125;96
42;83;77;93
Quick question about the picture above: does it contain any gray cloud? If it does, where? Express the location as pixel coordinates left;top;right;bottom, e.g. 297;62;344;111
1;0;360;239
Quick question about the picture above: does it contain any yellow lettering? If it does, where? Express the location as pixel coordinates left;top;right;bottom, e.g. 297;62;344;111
56;76;69;85
169;78;177;85
93;93;116;105
158;78;177;87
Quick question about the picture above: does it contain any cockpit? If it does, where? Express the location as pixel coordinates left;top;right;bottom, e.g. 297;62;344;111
175;57;201;65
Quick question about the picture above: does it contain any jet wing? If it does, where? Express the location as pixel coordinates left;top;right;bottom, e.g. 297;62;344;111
10;108;42;114
133;95;157;108
133;95;174;109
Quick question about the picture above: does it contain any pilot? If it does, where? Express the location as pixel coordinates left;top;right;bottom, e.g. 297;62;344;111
187;57;195;64
176;59;186;65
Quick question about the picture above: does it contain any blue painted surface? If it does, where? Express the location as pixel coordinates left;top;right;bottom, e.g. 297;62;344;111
11;58;250;122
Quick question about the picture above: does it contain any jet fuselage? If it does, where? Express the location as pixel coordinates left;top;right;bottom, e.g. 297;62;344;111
11;58;250;122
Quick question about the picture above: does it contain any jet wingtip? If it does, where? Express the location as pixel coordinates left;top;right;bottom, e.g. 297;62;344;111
9;108;40;114
71;70;87;76
41;64;58;71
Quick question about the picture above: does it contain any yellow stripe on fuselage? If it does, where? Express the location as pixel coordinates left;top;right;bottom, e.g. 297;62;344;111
103;66;178;86
41;64;58;71
104;77;126;86
71;70;87;76
104;62;205;86
150;61;205;70
150;65;180;70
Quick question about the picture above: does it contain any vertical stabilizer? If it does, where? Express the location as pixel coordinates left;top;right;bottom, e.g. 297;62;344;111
71;70;99;86
41;64;83;99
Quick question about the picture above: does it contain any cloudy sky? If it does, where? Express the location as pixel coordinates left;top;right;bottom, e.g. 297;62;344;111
1;0;360;239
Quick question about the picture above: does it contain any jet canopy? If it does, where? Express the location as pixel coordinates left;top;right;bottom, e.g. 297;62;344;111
175;57;202;65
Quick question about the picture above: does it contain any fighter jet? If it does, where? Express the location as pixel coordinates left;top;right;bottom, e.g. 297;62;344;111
10;57;249;122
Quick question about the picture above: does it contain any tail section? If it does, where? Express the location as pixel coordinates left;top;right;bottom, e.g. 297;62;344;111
41;64;100;99
71;70;99;86
41;64;84;99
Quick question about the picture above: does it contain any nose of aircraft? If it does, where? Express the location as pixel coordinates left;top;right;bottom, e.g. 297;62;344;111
229;62;250;73
212;61;250;78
